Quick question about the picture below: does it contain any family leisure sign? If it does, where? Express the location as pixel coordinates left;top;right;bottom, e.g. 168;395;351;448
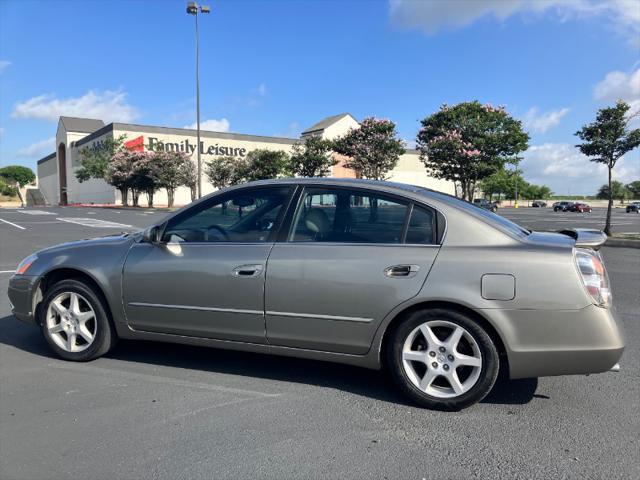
122;135;248;158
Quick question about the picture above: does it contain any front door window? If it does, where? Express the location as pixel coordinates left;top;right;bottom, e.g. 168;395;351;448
162;187;292;243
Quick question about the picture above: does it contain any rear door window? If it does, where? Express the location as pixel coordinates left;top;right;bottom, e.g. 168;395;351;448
290;187;409;244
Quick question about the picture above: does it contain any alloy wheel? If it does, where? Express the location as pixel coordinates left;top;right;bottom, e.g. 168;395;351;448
401;320;482;398
45;291;97;353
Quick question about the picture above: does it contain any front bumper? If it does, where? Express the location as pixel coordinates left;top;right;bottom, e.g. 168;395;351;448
7;274;40;325
481;304;625;379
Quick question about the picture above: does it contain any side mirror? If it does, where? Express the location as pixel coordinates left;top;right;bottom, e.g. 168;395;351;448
142;225;161;244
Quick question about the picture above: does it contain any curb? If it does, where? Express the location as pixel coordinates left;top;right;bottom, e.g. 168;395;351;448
605;239;640;249
66;204;178;212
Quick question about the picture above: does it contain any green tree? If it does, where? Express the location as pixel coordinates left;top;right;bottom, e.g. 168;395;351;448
626;180;640;199
596;180;630;204
0;177;18;197
130;153;160;207
180;159;198;202
287;136;336;177
576;101;640;235
242;149;289;182
76;135;127;182
154;151;193;208
0;165;36;205
205;156;245;190
478;169;512;201
105;150;138;206
417;101;529;201
332;117;405;180
537;185;552;199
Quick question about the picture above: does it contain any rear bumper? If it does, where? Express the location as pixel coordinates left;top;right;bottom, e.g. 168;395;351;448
7;275;39;325
481;305;625;379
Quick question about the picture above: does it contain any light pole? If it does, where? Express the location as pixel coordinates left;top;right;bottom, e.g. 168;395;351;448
514;165;519;208
186;2;210;198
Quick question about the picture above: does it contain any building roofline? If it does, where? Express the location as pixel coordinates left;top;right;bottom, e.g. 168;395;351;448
37;152;56;165
301;113;356;135
75;122;300;148
59;116;105;133
73;123;115;148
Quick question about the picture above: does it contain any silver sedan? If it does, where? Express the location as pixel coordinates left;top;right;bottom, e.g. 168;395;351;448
8;178;624;410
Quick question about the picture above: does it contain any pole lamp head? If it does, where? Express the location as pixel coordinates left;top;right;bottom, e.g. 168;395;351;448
200;5;211;14
186;2;198;14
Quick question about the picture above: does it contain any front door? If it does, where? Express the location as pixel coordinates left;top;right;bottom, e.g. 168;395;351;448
123;186;293;343
265;186;441;354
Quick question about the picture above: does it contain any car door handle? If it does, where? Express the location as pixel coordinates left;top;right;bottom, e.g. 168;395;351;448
232;264;264;277
384;264;420;278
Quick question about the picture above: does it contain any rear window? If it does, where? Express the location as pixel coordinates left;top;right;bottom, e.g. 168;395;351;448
414;188;530;238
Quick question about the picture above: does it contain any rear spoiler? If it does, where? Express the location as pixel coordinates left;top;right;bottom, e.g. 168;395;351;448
558;228;607;250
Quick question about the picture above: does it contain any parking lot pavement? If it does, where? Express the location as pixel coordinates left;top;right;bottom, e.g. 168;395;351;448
1;206;639;479
500;206;640;234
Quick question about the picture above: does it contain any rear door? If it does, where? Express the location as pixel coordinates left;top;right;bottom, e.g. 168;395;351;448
264;186;441;354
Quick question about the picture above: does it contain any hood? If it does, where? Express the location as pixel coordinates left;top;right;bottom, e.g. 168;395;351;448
36;232;136;255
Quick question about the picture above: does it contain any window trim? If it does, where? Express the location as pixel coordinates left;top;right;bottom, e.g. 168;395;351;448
283;185;441;246
158;185;296;245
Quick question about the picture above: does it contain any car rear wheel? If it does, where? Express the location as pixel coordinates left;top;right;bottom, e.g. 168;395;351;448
39;279;116;361
387;308;499;410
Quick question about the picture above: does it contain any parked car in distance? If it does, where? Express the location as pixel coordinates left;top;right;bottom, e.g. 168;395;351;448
8;178;624;410
570;202;592;213
473;198;498;212
626;201;640;213
532;200;547;208
554;201;575;212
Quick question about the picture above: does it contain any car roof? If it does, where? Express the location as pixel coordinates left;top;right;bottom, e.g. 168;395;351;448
239;177;465;207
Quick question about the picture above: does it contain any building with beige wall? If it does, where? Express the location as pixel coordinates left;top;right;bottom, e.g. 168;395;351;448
37;114;454;206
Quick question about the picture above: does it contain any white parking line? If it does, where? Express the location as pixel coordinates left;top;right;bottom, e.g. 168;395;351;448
0;218;26;230
56;217;133;228
0;270;15;274
17;210;55;215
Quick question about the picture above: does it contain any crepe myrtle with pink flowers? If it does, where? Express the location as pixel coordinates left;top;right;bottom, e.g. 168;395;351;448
333;117;406;181
417;101;529;201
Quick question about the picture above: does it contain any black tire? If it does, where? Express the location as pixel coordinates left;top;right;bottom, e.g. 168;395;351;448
38;279;116;361
386;308;499;410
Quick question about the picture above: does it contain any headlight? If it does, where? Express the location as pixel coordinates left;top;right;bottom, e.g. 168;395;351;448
15;253;38;275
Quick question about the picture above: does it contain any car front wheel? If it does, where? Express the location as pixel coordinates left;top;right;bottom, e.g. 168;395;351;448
387;309;499;410
38;279;116;361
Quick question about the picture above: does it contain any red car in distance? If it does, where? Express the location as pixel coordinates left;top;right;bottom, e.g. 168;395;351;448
570;202;593;213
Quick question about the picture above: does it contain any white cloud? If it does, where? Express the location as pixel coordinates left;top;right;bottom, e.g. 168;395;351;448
0;60;11;74
11;89;139;123
389;0;640;46
521;143;639;195
594;67;640;112
246;83;268;107
183;118;230;132
523;107;570;133
17;137;55;158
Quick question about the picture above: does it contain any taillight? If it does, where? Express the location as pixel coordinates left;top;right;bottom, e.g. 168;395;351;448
575;248;611;307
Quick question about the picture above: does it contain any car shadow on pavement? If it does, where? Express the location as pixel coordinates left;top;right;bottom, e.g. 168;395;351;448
0;315;538;407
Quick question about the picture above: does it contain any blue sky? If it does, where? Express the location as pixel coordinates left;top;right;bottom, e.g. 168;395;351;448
0;0;638;195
